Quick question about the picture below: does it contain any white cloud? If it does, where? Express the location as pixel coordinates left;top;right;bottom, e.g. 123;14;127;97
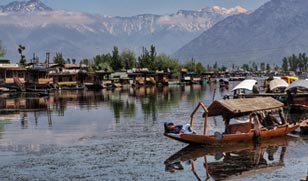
0;10;95;27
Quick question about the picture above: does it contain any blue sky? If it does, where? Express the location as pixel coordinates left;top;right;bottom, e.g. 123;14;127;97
1;0;270;16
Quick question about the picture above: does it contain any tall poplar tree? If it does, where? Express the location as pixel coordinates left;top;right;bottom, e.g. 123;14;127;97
0;40;5;57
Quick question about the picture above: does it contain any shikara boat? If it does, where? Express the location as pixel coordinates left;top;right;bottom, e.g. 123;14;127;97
218;78;229;89
164;136;297;180
231;79;257;98
286;79;308;111
269;78;288;93
164;97;301;145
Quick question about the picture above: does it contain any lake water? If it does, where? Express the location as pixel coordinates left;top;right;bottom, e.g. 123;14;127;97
0;82;307;181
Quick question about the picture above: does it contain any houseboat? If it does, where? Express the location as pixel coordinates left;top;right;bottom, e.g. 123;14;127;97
48;64;86;90
0;57;26;91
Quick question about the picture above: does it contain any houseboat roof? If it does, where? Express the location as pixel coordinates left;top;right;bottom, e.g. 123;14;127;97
207;97;284;118
0;57;10;63
49;64;87;69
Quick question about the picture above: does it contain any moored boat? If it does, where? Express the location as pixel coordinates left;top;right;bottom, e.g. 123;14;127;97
286;79;308;111
164;97;301;145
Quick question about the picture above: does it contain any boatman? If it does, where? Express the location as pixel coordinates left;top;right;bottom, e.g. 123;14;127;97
252;82;260;94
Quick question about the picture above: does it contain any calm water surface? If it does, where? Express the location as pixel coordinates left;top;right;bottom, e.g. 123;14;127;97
0;82;307;181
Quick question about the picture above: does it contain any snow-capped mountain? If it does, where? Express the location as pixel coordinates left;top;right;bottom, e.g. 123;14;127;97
0;0;52;13
174;0;308;66
0;0;246;62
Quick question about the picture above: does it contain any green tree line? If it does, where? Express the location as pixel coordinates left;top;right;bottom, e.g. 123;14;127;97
80;45;184;73
3;40;308;75
281;53;308;72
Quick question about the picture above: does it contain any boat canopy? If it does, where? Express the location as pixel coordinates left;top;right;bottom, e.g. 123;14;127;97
207;97;284;118
281;75;298;84
285;79;308;92
269;79;288;91
231;79;257;92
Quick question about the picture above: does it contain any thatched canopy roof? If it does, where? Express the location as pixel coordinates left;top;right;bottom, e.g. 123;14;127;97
207;97;284;118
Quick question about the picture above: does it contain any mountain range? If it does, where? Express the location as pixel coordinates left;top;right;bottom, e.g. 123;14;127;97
0;0;246;63
175;0;308;67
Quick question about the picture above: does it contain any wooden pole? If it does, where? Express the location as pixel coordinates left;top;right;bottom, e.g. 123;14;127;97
190;102;208;135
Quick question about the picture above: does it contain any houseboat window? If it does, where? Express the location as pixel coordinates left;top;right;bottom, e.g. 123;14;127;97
6;71;13;78
18;72;24;78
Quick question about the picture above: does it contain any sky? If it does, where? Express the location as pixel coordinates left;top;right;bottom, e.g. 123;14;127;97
1;0;271;16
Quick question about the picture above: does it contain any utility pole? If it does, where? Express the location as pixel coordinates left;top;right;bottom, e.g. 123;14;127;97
46;52;50;68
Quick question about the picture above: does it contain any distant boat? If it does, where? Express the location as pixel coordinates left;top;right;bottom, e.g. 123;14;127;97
218;78;229;89
55;81;85;90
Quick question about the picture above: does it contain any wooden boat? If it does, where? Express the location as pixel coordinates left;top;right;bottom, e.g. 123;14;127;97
300;120;308;135
164;97;301;145
286;79;308;111
55;81;85;90
269;78;288;93
232;79;257;98
164;136;297;180
263;76;281;93
218;78;229;89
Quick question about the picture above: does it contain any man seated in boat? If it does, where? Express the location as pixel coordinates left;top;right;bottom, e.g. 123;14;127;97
261;111;283;129
164;122;196;134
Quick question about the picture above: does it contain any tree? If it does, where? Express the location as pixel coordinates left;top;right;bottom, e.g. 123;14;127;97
53;53;66;64
120;49;136;70
213;61;218;71
242;64;249;71
281;57;288;71
138;47;150;69
252;62;258;72
0;40;5;57
195;62;205;74
149;45;156;70
110;46;123;71
260;62;265;72
266;63;271;72
221;65;227;72
288;54;298;71
299;53;308;72
18;45;26;66
154;53;180;72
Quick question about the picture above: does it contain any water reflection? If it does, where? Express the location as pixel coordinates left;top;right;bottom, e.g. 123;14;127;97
0;85;207;122
164;136;298;181
0;85;208;149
